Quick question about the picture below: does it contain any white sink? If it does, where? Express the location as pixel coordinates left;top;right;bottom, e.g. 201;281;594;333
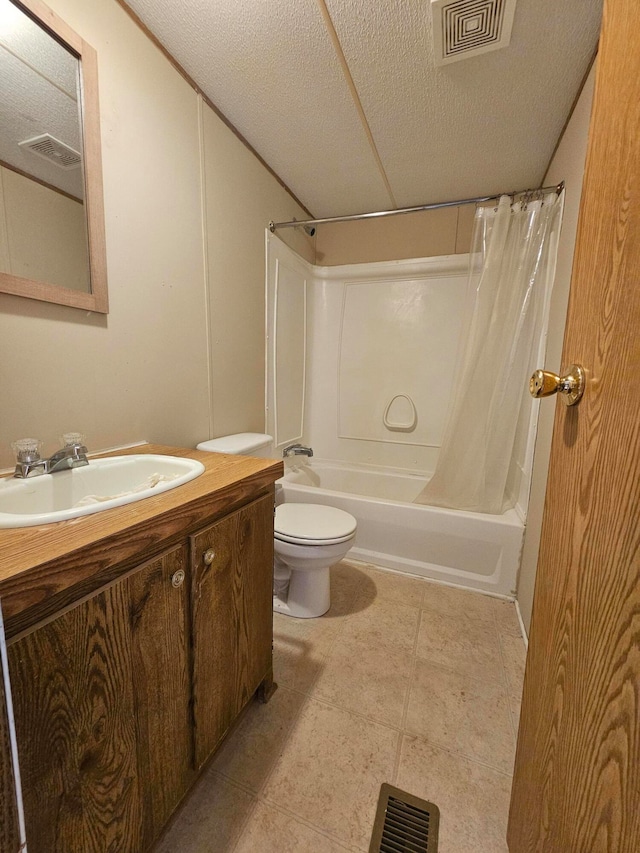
0;454;205;528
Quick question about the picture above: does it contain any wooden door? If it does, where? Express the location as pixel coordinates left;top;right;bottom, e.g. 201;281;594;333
508;0;640;849
191;493;274;769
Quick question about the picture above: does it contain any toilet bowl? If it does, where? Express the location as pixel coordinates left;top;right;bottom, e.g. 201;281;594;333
273;503;357;618
196;434;358;618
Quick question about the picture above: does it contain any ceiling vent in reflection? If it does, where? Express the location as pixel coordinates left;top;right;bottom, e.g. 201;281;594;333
18;133;82;169
431;0;517;66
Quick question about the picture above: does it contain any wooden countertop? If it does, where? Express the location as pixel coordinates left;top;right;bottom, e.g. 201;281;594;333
0;444;283;638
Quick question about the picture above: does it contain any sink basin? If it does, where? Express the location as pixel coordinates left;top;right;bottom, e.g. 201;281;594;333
0;454;205;528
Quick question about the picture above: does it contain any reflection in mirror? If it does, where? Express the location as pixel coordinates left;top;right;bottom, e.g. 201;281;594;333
0;0;108;312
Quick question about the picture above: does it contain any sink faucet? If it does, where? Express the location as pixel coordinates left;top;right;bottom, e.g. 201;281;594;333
12;437;89;479
283;443;313;458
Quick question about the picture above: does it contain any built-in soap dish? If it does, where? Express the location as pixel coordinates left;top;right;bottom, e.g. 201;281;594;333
383;394;418;432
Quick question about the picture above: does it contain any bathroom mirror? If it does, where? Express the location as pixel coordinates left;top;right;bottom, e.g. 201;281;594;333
0;0;108;312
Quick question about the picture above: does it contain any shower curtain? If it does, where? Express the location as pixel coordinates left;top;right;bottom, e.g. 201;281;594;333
415;190;564;513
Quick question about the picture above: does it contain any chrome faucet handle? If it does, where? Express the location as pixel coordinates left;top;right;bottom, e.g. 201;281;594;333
11;438;43;463
12;438;46;478
61;431;86;447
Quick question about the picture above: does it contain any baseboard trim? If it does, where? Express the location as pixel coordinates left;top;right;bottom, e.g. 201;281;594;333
515;599;529;648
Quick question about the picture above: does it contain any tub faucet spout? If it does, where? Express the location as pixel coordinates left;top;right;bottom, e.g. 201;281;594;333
283;443;313;459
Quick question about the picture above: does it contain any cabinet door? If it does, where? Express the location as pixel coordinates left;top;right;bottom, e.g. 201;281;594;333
7;544;191;853
191;492;274;768
127;545;192;847
8;576;143;852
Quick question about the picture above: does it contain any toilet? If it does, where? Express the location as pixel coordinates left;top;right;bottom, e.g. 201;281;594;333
196;433;357;618
272;502;356;617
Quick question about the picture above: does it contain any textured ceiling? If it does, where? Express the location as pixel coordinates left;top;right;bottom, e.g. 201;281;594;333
0;0;83;198
129;0;601;217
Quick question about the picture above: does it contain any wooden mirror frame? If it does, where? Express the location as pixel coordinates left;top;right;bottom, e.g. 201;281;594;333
0;0;108;313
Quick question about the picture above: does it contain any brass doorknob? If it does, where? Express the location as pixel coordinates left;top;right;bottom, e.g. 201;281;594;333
529;364;585;406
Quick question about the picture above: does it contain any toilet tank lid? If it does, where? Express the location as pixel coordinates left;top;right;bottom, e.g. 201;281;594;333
197;433;273;454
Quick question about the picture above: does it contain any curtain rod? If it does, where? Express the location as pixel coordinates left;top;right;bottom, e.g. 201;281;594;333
269;181;565;233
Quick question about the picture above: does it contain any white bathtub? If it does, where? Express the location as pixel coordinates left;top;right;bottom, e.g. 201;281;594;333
278;460;524;597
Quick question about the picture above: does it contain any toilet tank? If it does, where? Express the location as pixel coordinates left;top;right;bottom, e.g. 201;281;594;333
196;433;274;458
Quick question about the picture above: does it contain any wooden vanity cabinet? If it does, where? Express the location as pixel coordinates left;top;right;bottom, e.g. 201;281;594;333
2;489;275;853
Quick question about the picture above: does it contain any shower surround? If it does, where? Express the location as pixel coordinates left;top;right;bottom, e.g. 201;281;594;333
266;234;548;596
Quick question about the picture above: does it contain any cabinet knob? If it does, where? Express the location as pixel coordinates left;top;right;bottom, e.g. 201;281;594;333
203;548;216;566
171;569;185;588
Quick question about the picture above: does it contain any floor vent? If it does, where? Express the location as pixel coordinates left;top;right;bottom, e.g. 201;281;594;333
18;134;82;169
369;783;440;853
431;0;517;66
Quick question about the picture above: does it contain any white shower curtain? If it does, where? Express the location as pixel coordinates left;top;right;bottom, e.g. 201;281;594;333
415;191;564;513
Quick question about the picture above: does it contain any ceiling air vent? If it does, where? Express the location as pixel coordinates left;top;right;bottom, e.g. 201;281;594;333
18;134;82;170
431;0;517;66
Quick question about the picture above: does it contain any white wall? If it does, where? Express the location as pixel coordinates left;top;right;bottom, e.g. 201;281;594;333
202;109;313;441
517;64;596;633
0;0;311;469
0;0;209;467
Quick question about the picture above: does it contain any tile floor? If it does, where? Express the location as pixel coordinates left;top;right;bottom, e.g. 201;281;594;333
157;560;526;853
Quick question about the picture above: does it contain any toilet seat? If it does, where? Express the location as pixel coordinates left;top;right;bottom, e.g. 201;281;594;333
274;503;356;547
275;530;355;546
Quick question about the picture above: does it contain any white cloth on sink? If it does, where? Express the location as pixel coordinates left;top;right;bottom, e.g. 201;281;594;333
73;472;180;507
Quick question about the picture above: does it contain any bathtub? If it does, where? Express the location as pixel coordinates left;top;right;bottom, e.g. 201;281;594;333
278;460;524;597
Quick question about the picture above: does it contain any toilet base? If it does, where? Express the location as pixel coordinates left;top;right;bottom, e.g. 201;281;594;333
272;563;331;618
273;528;356;619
